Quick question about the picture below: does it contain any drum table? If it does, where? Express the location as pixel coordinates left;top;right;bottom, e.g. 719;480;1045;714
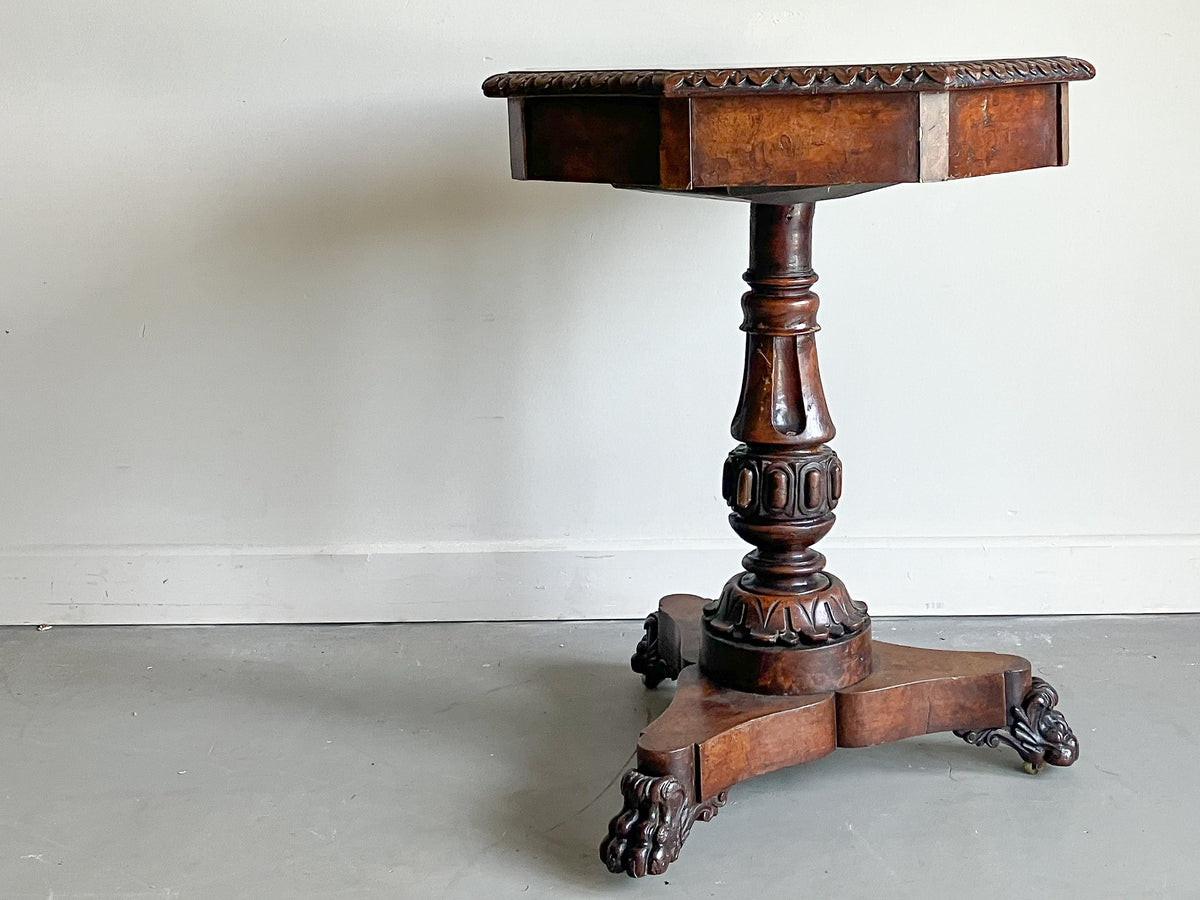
482;57;1094;877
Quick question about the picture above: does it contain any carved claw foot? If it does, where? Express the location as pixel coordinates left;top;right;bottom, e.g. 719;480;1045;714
955;677;1079;773
600;770;726;877
630;612;680;688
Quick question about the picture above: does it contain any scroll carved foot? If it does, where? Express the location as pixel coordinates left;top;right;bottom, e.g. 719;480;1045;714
955;677;1079;773
600;770;727;877
630;612;680;688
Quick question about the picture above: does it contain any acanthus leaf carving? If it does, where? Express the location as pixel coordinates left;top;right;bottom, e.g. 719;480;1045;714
630;612;680;688
955;677;1079;772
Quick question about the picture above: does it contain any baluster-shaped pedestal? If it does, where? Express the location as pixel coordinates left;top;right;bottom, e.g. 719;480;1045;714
701;202;870;695
601;202;1079;878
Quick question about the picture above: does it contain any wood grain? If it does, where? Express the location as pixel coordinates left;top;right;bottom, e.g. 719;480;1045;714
690;94;919;187
948;83;1059;178
637;667;836;799
496;61;1085;191
485;65;1090;874
836;641;1029;746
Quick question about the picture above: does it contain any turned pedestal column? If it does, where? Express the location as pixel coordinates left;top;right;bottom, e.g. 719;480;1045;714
482;56;1094;878
701;201;869;695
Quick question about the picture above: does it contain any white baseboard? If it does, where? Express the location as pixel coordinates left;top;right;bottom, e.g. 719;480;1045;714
2;535;1197;625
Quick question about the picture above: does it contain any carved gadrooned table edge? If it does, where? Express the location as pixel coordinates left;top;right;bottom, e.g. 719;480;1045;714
483;57;1095;98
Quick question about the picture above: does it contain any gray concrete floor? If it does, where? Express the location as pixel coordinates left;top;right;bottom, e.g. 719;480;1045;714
0;615;1196;899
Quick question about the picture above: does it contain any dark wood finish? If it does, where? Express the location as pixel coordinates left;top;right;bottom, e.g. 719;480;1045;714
658;596;1077;768
483;58;1096;98
487;57;1094;192
601;593;1078;876
836;640;1027;747
519;96;661;184
638;666;836;798
690;93;919;187
956;677;1080;773
659;592;705;664
947;83;1059;178
630;610;682;688
482;57;1089;878
658;99;692;189
668;183;895;205
600;769;726;877
699;203;870;693
700;622;871;694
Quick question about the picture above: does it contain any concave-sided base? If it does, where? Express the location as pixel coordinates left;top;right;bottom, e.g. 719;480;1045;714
604;594;1079;878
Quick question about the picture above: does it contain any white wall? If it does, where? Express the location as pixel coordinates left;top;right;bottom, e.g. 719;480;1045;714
2;1;1198;624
